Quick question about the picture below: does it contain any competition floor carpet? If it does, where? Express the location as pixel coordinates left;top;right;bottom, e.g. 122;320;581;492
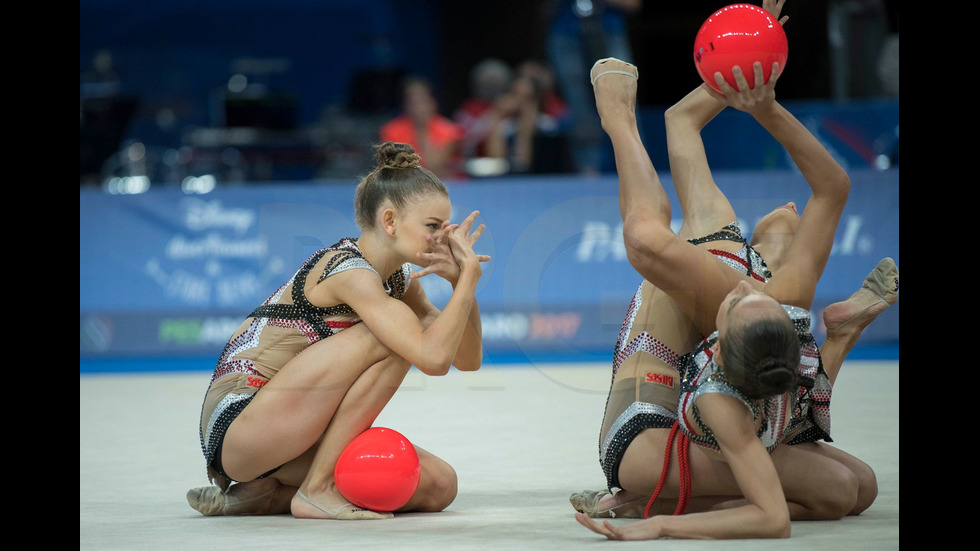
80;359;899;550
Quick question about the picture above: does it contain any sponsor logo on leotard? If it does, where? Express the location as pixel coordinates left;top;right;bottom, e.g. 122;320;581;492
645;372;674;388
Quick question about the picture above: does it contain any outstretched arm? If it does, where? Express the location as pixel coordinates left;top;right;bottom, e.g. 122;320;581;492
705;62;849;308
576;394;791;541
667;0;790;240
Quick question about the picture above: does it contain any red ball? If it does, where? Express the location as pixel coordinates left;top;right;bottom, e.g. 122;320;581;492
334;427;421;512
693;4;788;93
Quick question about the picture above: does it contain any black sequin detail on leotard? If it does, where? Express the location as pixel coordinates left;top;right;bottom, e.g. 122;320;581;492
247;238;408;340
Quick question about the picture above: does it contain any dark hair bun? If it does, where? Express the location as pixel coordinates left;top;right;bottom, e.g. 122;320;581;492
376;142;420;170
756;359;797;394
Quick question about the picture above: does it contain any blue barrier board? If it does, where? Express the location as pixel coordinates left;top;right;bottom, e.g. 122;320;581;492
81;170;898;364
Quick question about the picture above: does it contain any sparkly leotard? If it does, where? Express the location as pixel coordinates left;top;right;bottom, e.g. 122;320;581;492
678;305;832;454
599;223;830;489
197;237;412;488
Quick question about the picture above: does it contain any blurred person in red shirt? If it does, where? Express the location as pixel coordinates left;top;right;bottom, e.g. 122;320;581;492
381;77;464;180
454;59;514;161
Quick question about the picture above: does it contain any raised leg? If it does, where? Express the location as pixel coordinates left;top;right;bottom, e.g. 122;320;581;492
590;58;673;231
819;257;899;385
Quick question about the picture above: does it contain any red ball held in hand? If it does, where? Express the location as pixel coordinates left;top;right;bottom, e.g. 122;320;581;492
693;4;788;93
334;427;422;512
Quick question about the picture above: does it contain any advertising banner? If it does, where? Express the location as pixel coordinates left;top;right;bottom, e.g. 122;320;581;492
81;170;898;364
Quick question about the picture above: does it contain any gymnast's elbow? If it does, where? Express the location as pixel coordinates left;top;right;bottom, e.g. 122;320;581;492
415;356;453;377
761;508;792;539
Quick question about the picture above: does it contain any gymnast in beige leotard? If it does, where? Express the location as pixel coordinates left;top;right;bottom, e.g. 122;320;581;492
187;142;491;520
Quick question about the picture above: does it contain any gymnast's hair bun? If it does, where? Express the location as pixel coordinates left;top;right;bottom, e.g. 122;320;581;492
376;142;420;170
755;358;797;395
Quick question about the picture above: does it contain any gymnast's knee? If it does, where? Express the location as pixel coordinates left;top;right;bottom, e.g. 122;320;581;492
849;462;878;516
812;466;861;520
413;462;458;512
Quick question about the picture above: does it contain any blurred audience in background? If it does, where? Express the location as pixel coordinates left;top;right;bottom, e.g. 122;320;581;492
480;63;573;175
379;76;464;180
453;58;574;177
454;59;514;162
544;0;641;175
483;73;546;174
81;49;140;185
516;59;569;124
80;1;896;188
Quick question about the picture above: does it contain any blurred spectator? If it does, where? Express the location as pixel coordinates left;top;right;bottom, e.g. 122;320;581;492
453;58;514;160
81;49;139;185
544;0;641;175
81;49;122;99
380;76;464;180
516;59;570;124
877;0;898;97
484;73;572;175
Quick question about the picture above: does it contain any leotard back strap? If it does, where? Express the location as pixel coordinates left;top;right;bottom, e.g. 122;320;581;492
248;248;357;340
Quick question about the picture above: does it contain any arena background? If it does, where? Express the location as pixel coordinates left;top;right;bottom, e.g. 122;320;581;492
80;2;899;548
80;164;898;372
80;0;898;372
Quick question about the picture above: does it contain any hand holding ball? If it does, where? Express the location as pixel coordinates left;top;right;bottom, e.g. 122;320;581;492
694;4;787;93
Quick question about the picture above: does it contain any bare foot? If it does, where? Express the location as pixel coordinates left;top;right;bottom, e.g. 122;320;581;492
290;487;393;520
186;477;293;516
590;58;639;128
823;257;899;341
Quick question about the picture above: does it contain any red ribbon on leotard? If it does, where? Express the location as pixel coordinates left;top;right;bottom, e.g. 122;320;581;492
643;422;692;518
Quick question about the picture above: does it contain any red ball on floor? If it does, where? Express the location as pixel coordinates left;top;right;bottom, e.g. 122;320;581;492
334;427;421;512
